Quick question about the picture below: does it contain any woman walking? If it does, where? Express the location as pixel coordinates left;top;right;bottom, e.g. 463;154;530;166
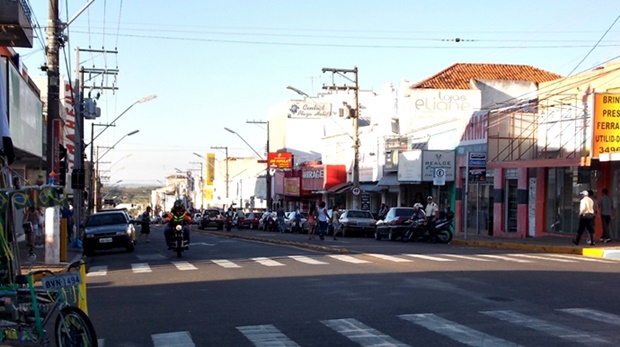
307;206;317;240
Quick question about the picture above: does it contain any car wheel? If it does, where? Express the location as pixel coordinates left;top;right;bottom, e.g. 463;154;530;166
374;228;382;240
388;229;395;241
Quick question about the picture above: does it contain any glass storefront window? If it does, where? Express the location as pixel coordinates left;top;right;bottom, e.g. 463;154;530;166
546;167;587;234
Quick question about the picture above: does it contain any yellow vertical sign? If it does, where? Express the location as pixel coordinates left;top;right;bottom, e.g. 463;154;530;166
593;93;620;157
206;153;215;186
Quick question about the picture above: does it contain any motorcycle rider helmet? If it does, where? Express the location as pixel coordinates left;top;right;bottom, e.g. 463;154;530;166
173;199;183;209
413;203;423;209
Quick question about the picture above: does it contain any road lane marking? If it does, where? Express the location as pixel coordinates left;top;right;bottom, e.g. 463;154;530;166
545;254;617;263
328;255;371;264
322;318;410;347
172;261;198;271
365;253;413;262
252;257;285;266
86;266;107;277
439;254;495;262
481;310;613;345
152;331;195;347
507;254;576;262
212;259;242;268
237;324;300;347
131;263;152;273
288;255;328;265
403;254;455;262
478;254;532;263
399;313;522;347
558;308;620;326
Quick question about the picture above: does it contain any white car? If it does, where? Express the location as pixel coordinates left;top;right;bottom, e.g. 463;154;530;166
192;213;202;225
285;211;307;233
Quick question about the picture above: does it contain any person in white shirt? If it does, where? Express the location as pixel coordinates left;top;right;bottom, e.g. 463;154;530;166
573;190;596;246
425;196;439;243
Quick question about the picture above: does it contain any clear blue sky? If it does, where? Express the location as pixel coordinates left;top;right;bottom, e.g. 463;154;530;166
19;0;620;185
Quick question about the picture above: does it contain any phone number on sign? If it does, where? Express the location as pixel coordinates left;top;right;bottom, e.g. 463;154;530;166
599;146;620;153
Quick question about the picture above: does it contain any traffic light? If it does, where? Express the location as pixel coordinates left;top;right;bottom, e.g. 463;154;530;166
58;144;67;186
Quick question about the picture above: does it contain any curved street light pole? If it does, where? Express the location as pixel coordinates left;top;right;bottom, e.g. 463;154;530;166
224;127;263;160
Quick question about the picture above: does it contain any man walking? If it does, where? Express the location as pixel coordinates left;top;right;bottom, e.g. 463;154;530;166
599;188;614;243
573;190;596;246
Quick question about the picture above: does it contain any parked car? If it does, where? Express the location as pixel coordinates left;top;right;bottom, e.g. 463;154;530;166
285;211;307;233
82;210;137;256
259;212;277;231
241;212;263;229
374;207;415;241
338;209;377;237
199;209;225;230
192;212;202;225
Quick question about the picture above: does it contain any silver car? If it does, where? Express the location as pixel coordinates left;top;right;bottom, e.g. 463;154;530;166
338;209;377;237
82;211;137;256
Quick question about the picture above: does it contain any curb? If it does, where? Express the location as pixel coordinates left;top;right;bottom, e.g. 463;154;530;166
450;239;583;255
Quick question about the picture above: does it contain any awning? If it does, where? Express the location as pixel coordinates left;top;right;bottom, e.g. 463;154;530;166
326;182;353;194
377;172;399;186
360;183;383;192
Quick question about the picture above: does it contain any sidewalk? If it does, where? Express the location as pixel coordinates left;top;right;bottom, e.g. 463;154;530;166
197;227;620;259
17;233;84;274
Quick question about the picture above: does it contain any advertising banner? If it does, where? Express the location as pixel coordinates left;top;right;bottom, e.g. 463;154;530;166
287;101;333;118
593;93;620;159
268;152;293;169
206;153;215;186
468;152;487;182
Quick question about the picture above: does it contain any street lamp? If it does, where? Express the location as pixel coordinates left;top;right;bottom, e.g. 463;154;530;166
224;127;263;159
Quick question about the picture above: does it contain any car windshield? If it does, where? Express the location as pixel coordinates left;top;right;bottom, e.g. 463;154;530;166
394;209;414;217
205;210;220;218
87;213;127;227
347;211;373;218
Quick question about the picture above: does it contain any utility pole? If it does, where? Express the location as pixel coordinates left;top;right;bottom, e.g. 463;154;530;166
211;146;229;203
322;67;360;209
46;0;61;180
247;120;272;210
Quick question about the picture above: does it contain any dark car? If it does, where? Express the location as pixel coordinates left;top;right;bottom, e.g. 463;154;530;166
338;209;377;237
374;207;415;241
82;210;137;256
241;212;263;230
199;209;224;230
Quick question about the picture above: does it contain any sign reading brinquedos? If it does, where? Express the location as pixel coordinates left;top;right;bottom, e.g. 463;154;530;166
593;93;620;157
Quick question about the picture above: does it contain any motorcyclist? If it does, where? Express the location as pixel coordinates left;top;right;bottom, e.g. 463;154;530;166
164;199;192;249
425;196;440;243
224;207;235;230
410;203;427;222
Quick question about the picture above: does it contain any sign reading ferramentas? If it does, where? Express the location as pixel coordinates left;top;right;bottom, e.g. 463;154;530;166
593;93;620;157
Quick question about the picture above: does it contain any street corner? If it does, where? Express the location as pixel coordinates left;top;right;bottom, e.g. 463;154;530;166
582;247;620;259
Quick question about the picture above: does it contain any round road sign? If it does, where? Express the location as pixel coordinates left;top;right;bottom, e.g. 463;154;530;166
351;187;361;196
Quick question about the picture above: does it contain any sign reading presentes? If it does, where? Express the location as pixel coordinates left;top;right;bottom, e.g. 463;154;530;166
593;93;620;158
268;152;293;169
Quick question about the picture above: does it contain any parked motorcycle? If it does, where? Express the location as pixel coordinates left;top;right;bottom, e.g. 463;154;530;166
170;222;189;258
402;215;453;244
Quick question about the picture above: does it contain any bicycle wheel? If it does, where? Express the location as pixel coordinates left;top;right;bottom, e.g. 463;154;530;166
54;306;97;347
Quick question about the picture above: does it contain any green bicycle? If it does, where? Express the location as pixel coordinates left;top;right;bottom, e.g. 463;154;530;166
0;260;97;346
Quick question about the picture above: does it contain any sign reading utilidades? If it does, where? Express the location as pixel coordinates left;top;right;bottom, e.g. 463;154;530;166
593;93;620;158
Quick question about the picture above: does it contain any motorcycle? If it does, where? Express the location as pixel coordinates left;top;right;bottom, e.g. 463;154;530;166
225;216;233;231
170;221;189;258
402;215;454;244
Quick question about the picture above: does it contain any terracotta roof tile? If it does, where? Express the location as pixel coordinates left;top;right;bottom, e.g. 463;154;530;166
410;63;563;90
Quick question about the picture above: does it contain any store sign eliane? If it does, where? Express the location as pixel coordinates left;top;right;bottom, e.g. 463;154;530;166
268;152;293;169
593;93;620;158
413;90;474;113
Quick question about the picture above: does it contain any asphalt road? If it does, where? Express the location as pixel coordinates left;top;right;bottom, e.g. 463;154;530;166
83;225;620;346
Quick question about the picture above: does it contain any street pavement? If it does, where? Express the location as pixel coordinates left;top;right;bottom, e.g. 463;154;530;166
194;226;620;259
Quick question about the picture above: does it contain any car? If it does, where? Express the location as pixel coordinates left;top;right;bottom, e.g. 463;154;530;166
199;209;224;230
374;207;415;241
82;210;137;256
285;211;307;233
241;212;263;229
338;209;377;237
192;212;202;225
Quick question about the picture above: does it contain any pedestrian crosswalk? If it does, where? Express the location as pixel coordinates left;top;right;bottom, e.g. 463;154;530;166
86;252;619;277
96;307;620;346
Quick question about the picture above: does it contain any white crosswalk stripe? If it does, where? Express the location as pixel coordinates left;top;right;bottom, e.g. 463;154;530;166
86;265;107;277
558;308;620;326
252;257;285;266
237;324;300;346
132;263;152;273
506;253;577;262
399;313;523;347
328;254;371;264
477;254;532;263
481;310;614;345
288;255;328;265
172;261;198;271
365;253;413;262
322;318;410;347
545;253;618;263
403;254;455;262
212;259;242;268
152;331;195;347
439;254;495;262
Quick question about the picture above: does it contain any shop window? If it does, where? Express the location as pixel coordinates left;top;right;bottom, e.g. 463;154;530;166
505;178;518;233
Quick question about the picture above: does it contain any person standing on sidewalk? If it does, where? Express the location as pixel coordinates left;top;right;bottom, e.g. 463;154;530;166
307;206;317;240
573;190;596;246
317;201;330;241
276;203;286;233
598;188;614;243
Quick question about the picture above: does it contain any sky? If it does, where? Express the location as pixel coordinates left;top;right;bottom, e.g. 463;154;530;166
17;0;620;186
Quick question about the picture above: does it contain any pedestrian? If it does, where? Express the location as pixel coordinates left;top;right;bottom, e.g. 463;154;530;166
425;196;439;243
332;205;342;240
24;207;42;248
276;203;286;233
139;206;152;242
377;203;389;220
573;190;596;246
598;188;614;243
307;205;317;240
316;201;330;241
235;208;245;230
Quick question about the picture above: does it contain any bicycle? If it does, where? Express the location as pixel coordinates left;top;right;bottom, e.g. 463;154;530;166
0;260;97;346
